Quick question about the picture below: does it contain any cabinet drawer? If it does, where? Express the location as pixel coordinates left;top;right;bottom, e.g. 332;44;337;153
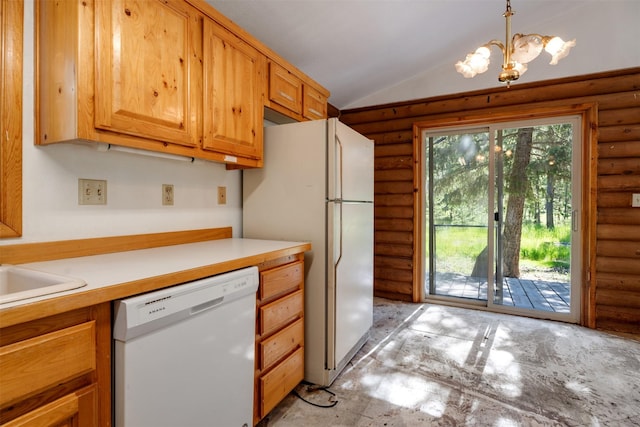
0;321;96;407
259;347;304;417
259;290;303;336
303;85;327;120
260;261;303;301
3;385;98;427
269;62;302;114
259;318;304;371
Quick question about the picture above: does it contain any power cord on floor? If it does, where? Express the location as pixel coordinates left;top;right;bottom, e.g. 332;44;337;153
292;380;338;408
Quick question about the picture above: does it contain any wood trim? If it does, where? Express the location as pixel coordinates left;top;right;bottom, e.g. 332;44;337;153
91;302;110;426
412;124;421;302
411;103;599;130
0;0;23;238
584;105;599;328
0;227;232;264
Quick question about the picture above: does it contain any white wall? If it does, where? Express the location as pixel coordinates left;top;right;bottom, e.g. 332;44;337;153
1;1;242;245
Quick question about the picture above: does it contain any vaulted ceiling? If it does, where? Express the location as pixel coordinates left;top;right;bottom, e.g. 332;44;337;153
206;0;640;110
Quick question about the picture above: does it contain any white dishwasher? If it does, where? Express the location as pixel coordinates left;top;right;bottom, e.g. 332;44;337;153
113;267;258;427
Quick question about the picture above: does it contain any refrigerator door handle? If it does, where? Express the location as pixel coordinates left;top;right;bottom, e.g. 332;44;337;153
335;134;343;201
326;200;342;370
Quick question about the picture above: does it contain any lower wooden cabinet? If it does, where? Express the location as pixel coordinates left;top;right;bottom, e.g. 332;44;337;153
259;290;303;336
2;385;98;427
259;347;304;417
254;256;305;424
259;319;303;371
0;304;110;426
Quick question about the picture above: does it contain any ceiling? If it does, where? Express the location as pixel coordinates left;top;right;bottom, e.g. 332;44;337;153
206;0;640;110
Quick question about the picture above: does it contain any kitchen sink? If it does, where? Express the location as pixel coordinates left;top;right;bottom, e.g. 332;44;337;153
0;265;87;305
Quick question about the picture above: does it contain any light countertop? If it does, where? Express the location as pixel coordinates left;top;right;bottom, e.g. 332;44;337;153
0;238;310;326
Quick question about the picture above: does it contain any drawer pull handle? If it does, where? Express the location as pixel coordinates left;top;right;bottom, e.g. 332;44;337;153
307;108;322;117
278;91;294;102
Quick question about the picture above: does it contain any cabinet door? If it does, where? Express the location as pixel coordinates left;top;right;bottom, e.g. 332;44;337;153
203;19;264;160
94;0;200;147
0;0;22;238
269;62;302;115
303;85;328;120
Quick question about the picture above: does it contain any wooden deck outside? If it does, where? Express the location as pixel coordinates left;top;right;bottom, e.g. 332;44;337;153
430;273;570;313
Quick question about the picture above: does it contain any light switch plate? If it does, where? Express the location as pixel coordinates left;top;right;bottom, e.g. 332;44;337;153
632;193;640;208
79;179;107;205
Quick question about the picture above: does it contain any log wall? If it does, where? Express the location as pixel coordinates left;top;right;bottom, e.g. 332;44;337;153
339;67;640;334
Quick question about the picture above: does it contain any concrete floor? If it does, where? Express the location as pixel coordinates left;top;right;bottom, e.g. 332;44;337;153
258;298;640;426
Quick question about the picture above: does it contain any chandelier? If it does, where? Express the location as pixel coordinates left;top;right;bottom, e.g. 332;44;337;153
455;0;576;86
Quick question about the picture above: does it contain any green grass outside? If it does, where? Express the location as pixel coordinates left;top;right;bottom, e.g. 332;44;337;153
429;223;571;275
520;224;571;269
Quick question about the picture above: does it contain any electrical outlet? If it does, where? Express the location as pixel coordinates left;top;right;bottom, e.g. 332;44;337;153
217;186;226;205
163;184;174;206
632;193;640;208
79;179;107;205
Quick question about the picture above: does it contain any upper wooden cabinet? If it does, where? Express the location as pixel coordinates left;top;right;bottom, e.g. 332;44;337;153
36;0;328;167
267;60;329;122
37;0;265;167
37;0;202;153
269;62;303;115
303;84;328;120
94;0;200;148
203;19;265;162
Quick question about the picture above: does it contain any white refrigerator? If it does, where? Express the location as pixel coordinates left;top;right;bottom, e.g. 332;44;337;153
243;118;374;386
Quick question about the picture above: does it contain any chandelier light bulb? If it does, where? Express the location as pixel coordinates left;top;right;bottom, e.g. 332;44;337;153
545;36;576;65
469;47;491;72
455;46;491;78
511;34;543;64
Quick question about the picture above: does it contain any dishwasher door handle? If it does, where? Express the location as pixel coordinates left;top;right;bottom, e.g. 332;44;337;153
191;296;224;315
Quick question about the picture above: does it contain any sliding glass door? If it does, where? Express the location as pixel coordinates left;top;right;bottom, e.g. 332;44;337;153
426;129;490;303
423;117;581;322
